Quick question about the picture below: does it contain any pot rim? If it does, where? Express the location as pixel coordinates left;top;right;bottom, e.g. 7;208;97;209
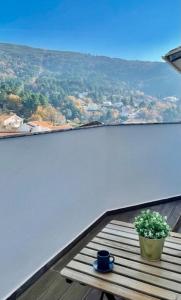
139;235;166;241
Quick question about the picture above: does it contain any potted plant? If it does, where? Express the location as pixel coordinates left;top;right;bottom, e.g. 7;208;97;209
134;210;170;261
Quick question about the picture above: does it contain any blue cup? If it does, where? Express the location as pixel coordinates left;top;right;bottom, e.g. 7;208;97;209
97;250;115;270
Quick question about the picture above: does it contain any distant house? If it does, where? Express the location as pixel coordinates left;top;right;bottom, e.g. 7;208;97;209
27;121;52;133
27;121;72;133
0;114;23;131
78;92;88;99
163;96;179;102
86;103;99;112
103;101;112;107
113;102;123;108
18;123;32;132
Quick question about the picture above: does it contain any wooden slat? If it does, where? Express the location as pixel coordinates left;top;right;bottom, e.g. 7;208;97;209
103;227;181;251
64;260;178;300
98;232;181;258
171;231;181;238
87;241;181;274
107;223;181;245
18;270;69;300
74;253;181;293
110;220;181;239
104;226;137;239
61;268;160;300
61;220;181;300
92;236;181;266
172;215;181;233
110;220;135;228
58;282;90;300
95;234;140;253
81;246;181;282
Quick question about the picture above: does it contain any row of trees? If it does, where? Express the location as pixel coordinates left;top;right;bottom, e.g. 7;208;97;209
0;78;84;124
1;76;180;126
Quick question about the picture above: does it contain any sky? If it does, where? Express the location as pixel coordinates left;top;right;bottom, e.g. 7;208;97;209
0;0;180;61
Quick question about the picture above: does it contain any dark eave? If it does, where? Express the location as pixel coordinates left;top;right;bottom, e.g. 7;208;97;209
163;46;181;73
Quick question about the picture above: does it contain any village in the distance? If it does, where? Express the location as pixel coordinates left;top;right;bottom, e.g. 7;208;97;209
0;43;180;137
0;93;180;137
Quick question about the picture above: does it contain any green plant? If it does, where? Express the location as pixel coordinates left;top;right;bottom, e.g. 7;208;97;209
134;210;170;239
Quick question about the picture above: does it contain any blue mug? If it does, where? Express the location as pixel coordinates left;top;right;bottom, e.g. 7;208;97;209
97;250;115;270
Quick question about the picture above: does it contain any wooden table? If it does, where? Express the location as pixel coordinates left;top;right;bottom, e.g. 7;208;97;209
61;220;181;300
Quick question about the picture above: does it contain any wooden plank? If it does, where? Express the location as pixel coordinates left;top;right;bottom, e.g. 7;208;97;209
110;220;181;239
104;226;137;239
58;282;90;300
18;270;69;300
107;223;181;245
110;220;135;228
87;241;181;274
107;223;138;233
98;231;139;247
80;247;181;283
172;215;181;233
64;260;178;300
98;232;181;257
61;268;160;300
103;227;181;251
75;252;181;293
95;234;140;253
171;232;181;239
38;276;70;300
92;236;181;266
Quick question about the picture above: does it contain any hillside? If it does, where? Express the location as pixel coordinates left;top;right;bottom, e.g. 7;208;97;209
0;42;180;128
0;42;180;95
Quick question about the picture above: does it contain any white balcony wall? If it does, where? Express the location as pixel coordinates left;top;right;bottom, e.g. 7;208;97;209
0;124;181;299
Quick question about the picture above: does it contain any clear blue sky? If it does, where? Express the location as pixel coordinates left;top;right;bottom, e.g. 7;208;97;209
0;0;180;61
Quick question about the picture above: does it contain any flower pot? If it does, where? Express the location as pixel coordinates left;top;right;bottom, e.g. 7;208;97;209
139;235;165;261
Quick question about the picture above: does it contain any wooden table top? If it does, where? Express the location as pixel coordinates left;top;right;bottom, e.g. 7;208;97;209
61;220;181;300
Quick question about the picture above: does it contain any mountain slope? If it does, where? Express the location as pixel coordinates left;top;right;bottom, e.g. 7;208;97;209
0;42;180;98
0;42;180;127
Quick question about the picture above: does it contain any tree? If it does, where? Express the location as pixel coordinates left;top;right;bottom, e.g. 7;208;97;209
162;108;178;122
129;96;134;107
147;101;154;111
31;105;66;124
21;92;40;118
6;93;21;113
60;98;81;121
139;101;145;109
39;94;48;106
0;91;8;110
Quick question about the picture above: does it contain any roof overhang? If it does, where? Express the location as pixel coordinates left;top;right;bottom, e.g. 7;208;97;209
163;46;181;73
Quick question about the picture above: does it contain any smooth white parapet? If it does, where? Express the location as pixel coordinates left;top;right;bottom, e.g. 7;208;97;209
0;124;181;299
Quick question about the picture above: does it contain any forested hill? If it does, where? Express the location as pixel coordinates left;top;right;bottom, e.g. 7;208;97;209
0;42;180;97
0;42;180;126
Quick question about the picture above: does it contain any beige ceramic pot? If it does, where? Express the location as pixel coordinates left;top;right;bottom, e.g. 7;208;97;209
139;235;165;261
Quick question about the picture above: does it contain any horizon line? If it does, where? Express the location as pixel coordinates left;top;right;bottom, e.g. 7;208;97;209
0;40;164;63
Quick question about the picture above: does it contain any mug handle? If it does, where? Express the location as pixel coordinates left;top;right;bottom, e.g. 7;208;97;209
109;255;115;263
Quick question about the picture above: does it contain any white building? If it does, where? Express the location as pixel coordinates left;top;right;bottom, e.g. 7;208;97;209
19;123;32;132
27;121;52;133
86;103;99;112
0;114;23;131
163;96;179;102
103;101;112;107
